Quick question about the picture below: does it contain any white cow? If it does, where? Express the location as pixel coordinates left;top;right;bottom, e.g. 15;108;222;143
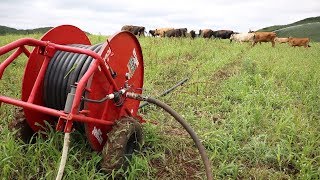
230;33;255;43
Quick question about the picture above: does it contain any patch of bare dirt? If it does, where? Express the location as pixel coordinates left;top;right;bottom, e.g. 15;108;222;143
163;125;189;137
211;60;242;83
8;107;34;143
150;147;203;180
187;59;242;93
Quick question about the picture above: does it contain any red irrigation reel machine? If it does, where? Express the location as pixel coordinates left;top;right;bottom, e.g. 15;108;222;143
0;25;212;179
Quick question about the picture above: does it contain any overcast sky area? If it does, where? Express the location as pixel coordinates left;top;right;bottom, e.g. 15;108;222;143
0;0;319;35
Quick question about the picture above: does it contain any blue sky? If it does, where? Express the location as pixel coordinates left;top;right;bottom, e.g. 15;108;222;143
0;0;319;35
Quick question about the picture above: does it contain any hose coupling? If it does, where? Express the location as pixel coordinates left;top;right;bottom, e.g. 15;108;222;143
126;92;147;101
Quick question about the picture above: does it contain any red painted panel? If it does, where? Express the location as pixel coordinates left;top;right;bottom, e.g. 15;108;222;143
85;31;144;151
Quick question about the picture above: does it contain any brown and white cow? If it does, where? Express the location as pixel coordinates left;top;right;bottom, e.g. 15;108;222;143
274;37;289;44
288;37;311;48
252;32;277;47
199;29;214;38
154;28;174;37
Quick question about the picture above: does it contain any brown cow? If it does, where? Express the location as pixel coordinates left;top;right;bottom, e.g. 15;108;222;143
158;28;187;37
274;37;289;44
154;28;174;37
199;29;214;38
121;25;145;36
177;28;187;37
288;37;311;48
164;29;183;37
252;32;277;47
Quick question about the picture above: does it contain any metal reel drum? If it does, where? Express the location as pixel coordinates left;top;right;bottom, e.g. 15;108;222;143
21;25;91;132
85;31;144;151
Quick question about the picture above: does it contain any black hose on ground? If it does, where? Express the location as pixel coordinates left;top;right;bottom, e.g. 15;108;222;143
126;93;213;180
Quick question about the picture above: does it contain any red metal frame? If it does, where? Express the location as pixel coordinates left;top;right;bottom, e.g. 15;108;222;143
0;25;144;151
0;38;120;119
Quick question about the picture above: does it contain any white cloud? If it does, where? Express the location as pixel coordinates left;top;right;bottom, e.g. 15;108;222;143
0;0;319;35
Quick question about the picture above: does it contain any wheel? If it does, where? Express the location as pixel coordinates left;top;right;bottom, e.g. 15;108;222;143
8;107;35;143
100;117;143;173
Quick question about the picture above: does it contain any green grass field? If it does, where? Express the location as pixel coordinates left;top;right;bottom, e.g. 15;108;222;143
1;34;320;179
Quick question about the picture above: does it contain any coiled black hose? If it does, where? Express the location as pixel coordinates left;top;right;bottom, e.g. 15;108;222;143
43;43;103;110
44;43;103;180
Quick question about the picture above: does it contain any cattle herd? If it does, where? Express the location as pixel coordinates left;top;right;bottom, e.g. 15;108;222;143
121;25;311;48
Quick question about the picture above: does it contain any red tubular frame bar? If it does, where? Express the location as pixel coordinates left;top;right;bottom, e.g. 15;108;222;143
0;38;122;129
27;56;51;103
0;97;113;125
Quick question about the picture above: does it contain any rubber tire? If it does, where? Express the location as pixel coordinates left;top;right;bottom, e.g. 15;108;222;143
8;107;35;143
100;117;143;173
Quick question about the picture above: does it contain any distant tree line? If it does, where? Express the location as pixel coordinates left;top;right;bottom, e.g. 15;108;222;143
0;26;91;35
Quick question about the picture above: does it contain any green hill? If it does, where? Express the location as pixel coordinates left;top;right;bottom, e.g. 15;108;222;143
257;16;320;41
288;16;320;26
257;25;285;32
0;26;53;35
274;22;320;42
258;16;320;32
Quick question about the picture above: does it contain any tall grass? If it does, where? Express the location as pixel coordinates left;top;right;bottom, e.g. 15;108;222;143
1;34;319;179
